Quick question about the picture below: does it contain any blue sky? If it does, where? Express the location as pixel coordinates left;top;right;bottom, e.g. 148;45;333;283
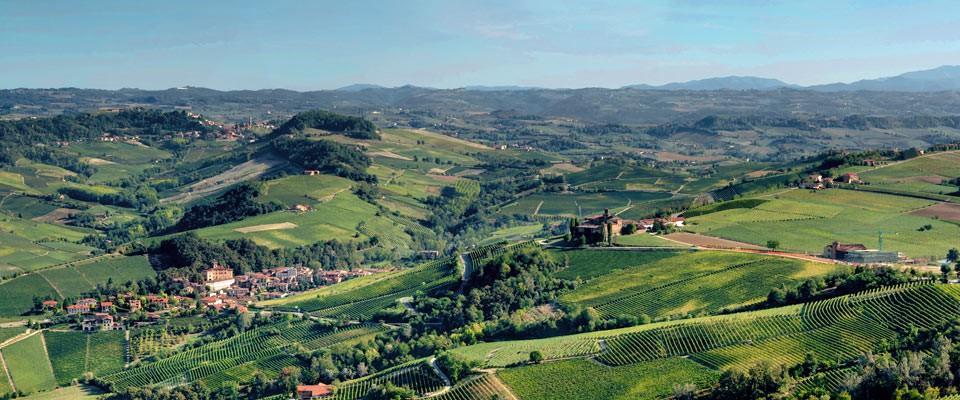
2;0;959;90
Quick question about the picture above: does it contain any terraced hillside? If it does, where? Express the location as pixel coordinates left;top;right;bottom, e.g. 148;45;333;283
100;321;386;391
327;360;445;400
454;283;960;398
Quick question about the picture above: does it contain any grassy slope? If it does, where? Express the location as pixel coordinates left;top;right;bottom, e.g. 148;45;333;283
177;192;412;250
0;256;154;317
686;188;957;259
498;358;719;400
2;334;57;394
558;250;843;319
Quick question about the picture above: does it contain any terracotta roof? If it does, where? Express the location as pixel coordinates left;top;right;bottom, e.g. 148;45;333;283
297;383;333;397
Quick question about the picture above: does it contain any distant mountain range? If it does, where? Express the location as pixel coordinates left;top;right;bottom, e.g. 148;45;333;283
332;66;960;93
632;65;960;92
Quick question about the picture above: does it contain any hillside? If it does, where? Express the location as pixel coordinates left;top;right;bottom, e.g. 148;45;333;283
3;107;960;400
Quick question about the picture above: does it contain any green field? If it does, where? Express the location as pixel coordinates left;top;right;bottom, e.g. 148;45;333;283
64;142;172;183
15;385;103;400
179;192;414;250
260;258;459;318
453;282;960;393
479;224;544;245
558;251;843;320
0;215;95;274
550;249;682;281
858;151;960;195
685;188;958;259
508;191;674;217
0;256;154;316
1;334;57;394
499;357;719;400
614;233;681;247
45;331;89;385
259;174;353;207
101;321;385;391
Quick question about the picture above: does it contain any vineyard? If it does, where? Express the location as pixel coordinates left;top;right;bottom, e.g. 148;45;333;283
265;257;459;318
596;282;956;370
464;240;539;270
101;321;385;391
453;281;960;399
559;251;843;320
328;361;445;400
432;374;516;400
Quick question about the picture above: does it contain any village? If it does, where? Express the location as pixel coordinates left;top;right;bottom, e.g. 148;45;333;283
40;262;385;333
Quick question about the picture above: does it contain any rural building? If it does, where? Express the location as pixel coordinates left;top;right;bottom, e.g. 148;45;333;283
303;170;322;176
297;383;334;399
41;300;58;309
129;300;141;312
420;250;440;259
291;204;312;212
838;173;861;184
823;242;898;263
82;313;122;332
204;262;236;292
843;250;900;264
67;304;87;315
575;209;624;240
823;242;867;259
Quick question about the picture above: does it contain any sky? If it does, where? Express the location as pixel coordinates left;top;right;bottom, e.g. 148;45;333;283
2;0;960;90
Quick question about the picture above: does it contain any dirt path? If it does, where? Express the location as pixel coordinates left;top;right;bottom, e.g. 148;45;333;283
38;331;57;378
423;357;453;397
36;271;65;299
161;155;286;204
532;200;544;216
0;329;44;351
0;351;15;393
660;232;837;265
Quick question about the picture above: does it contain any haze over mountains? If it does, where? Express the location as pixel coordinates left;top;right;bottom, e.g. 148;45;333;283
334;65;960;92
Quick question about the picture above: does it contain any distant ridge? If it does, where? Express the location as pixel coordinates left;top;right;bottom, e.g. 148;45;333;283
335;83;387;92
808;65;960;92
625;76;796;91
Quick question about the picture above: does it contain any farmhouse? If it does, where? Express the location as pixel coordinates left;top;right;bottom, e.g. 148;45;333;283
823;242;867;259
82;313;122;332
823;241;899;263
837;173;861;184
303;170;322;176
296;383;334;399
575;209;624;240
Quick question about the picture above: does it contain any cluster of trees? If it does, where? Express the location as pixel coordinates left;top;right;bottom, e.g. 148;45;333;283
272;109;379;139
272;137;376;182
765;266;915;308
0;109;206;167
173;183;282;231
412;247;577;339
58;184;159;210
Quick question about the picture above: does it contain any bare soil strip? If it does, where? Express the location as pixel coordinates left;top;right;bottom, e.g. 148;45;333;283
233;222;299;233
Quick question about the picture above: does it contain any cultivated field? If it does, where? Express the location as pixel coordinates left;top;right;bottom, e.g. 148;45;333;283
685;188;959;259
259;258;459;319
179;193;413;250
558;251;843;320
498;357;718;400
0;255;155;317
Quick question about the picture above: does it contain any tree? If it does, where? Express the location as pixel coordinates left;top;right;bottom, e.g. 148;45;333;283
621;223;637;235
529;350;544;364
947;248;959;263
766;240;780;250
362;383;416;400
941;263;952;283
